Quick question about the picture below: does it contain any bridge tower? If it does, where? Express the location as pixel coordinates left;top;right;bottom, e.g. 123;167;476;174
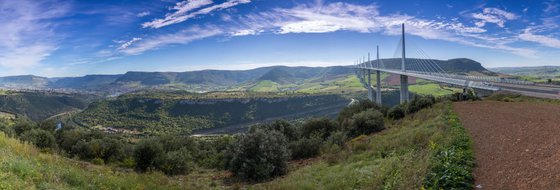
400;23;409;103
376;46;382;104
367;53;373;101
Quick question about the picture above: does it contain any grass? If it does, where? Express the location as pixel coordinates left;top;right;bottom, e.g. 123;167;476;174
409;83;461;97
255;102;475;189
249;80;280;92
0;132;224;189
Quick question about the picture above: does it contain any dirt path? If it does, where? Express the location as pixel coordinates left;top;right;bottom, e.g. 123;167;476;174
454;101;560;189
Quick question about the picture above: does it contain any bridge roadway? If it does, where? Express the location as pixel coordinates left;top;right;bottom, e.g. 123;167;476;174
356;66;560;99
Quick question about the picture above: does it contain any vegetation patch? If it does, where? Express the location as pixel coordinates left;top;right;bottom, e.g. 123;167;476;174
423;104;475;189
257;101;475;189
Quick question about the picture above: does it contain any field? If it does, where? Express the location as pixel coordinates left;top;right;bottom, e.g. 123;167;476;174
409;83;461;96
454;100;560;189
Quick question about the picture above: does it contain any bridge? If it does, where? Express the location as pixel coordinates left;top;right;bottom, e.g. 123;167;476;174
354;24;560;104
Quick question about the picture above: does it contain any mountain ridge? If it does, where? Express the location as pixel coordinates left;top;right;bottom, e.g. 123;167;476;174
0;58;490;92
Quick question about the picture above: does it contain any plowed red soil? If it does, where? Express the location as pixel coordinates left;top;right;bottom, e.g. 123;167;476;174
454;101;560;189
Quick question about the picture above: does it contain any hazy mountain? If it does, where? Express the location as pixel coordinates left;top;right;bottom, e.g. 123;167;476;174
490;66;560;78
50;75;122;89
0;75;50;88
0;58;489;91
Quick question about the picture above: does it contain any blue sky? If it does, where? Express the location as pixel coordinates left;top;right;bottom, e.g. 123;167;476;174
0;0;559;77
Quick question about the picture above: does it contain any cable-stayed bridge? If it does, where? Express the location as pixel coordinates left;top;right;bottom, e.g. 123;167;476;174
355;24;560;104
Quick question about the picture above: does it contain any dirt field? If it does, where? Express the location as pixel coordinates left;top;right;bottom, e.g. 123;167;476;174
454;101;560;189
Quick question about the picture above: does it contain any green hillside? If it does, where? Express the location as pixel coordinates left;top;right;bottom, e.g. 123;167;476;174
72;92;349;135
0;91;92;121
0;132;210;189
257;103;473;189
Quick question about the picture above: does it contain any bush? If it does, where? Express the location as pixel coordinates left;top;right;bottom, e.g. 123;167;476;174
338;99;383;126
289;136;322;159
156;148;194;175
250;120;299;142
388;104;405;120
229;130;290;181
407;96;435;114
13;122;33;136
134;139;164;172
71;138;125;163
20;129;56;149
346;109;385;138
301;118;339;140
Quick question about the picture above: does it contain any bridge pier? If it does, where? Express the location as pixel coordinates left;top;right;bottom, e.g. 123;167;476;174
367;70;373;101
376;70;381;104
400;75;409;103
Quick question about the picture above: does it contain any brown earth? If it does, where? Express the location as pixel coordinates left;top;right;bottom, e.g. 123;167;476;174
454;101;560;190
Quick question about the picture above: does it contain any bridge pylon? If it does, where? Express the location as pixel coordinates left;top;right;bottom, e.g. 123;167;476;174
400;23;409;103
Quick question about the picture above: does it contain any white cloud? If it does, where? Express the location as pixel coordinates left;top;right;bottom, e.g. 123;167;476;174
470;7;518;28
137;11;151;17
230;29;262;36
231;2;536;58
0;0;67;72
120;26;222;55
118;37;143;50
142;0;251;29
519;29;560;48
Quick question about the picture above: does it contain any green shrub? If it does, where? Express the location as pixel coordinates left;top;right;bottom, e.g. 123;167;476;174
92;157;104;165
20;129;56;149
134;139;164;172
301;118;339;140
228;130;290;181
407;96;435;114
156;148;194;175
388;104;405;120
13;122;33;136
251;120;299;142
346;109;384;138
338;99;383;126
289;136;322;159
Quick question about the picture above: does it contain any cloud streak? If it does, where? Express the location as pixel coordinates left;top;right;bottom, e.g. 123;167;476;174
0;0;68;73
120;26;222;55
470;7;518;27
142;0;250;29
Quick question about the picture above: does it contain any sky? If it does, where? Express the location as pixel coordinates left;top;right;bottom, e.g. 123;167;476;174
0;0;559;77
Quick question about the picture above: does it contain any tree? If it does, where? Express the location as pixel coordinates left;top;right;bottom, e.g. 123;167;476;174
156;148;194;175
388;104;405;120
13;122;33;136
301;118;339;140
337;99;383;126
134;139;164;172
21;129;56;149
289;136;322;159
347;109;385;137
250;120;299;142
229;130;290;181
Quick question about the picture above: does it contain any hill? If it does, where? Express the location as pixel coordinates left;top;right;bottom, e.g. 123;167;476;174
0;58;491;93
50;75;122;90
490;66;560;79
0;75;50;89
71;92;350;135
0;91;92;121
